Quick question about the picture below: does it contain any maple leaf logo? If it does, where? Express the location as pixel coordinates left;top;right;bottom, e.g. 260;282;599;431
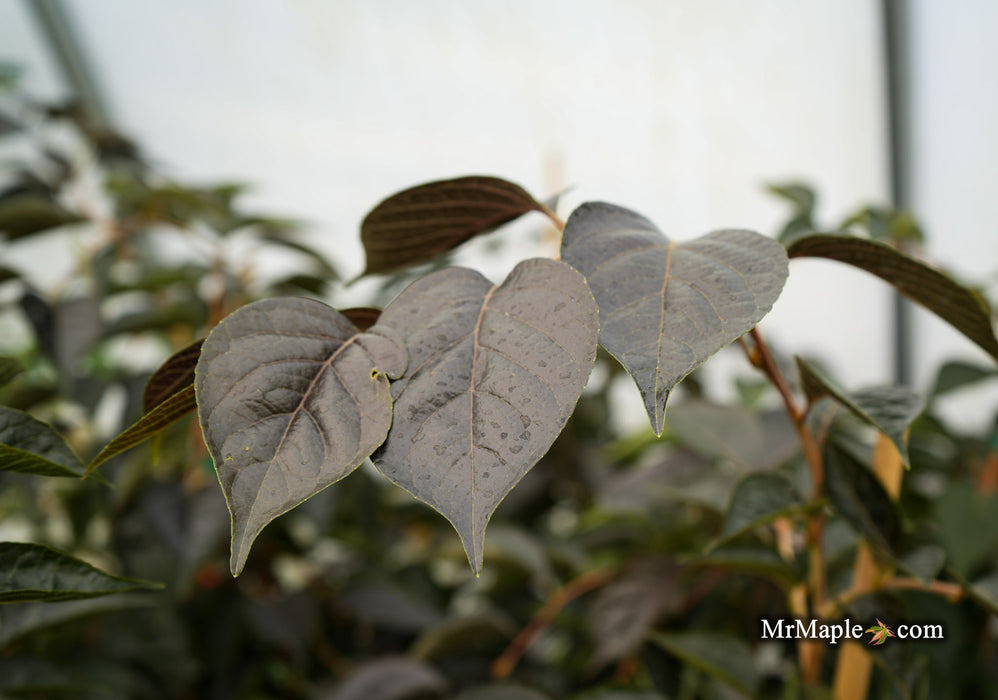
865;619;896;646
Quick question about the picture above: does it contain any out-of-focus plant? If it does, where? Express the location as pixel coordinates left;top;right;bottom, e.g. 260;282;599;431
2;76;997;700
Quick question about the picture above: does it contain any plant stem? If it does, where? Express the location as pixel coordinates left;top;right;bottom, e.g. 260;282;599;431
490;567;613;679
744;328;828;683
541;205;566;232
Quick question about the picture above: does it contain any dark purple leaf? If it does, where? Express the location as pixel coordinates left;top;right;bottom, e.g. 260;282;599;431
143;339;203;413
361;176;550;274
373;258;598;573
561;202;788;435
341;307;381;332
788;234;998;361
196;297;407;575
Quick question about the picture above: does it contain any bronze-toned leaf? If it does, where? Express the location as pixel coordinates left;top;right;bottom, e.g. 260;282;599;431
85;385;198;478
143;339;203;413
196;298;408;575
341;307;381;332
788;234;998;361
373;259;599;573
562;202;788;435
361;175;550;275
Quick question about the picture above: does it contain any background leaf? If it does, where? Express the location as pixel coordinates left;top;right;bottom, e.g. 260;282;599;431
0;543;162;603
588;558;679;667
321;657;447;700
767;181;816;244
930;360;997;397
561;202;788;434
710;472;806;550
455;683;551;700
0;356;25;388
824;443;900;553
787;234;998;361
796;357;924;466
650;631;759;696
0;195;84;240
361;175;549;274
373;259;598;573
196;297;407;575
0;406;85;478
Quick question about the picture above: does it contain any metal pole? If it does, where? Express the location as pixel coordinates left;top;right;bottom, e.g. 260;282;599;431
883;0;913;386
24;0;111;129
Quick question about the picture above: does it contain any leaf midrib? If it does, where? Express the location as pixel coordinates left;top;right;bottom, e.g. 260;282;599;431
468;284;499;547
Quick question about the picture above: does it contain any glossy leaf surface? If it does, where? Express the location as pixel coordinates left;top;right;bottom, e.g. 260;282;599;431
788;234;998;361
797;357;924;466
196;297;407;574
0;543;162;603
562;202;788;434
373;258;598;572
361;175;549;274
0;406;85;478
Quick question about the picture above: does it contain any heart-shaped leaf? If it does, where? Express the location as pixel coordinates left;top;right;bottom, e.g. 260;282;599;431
373;258;598;573
361;175;551;275
561;202;788;434
0;542;162;603
788;234;998;361
0;406;85;479
196;297;408;575
796;357;924;466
